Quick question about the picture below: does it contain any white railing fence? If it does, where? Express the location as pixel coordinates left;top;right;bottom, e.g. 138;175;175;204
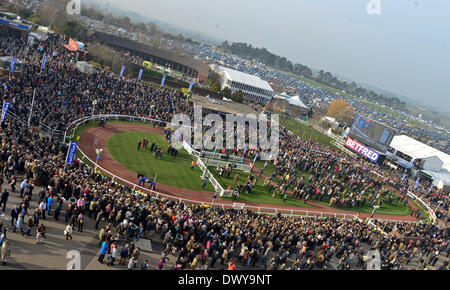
204;158;252;173
65;114;435;225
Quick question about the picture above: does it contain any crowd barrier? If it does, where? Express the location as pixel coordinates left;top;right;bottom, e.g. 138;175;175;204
200;150;245;163
204;158;252;173
64;114;434;225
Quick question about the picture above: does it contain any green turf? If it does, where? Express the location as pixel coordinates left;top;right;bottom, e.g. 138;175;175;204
311;198;411;216
106;131;216;192
210;166;317;208
279;118;337;148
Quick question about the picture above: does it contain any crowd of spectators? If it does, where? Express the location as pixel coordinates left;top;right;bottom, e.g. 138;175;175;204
0;31;448;270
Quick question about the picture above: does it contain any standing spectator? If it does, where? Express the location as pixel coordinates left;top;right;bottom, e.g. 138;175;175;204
20;178;28;198
24;215;34;236
141;260;149;270
128;256;137;270
1;239;10;265
65;223;73;240
54;200;62;221
119;244;129;265
0;189;8;212
10;205;19;228
227;258;236;270
98;241;109;263
107;242;118;266
9;176;16;193
46;195;53;216
39;200;47;220
36;223;46;244
77;212;85;232
15;213;25;235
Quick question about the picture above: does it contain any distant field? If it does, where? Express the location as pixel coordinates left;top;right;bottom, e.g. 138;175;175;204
279;118;337;148
288;73;431;130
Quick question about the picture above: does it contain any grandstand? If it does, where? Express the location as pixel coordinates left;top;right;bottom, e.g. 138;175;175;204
90;32;210;82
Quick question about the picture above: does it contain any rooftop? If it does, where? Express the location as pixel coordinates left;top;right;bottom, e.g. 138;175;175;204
390;134;450;172
213;65;274;92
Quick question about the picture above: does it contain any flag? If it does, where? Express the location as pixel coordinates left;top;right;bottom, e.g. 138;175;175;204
138;69;143;81
243;144;249;155
161;75;166;86
188;81;195;92
401;171;406;182
251;152;259;169
119;65;125;78
1;101;11;123
9;57;17;73
65;142;78;165
414;177;420;190
204;134;210;148
41;55;47;69
428;183;433;193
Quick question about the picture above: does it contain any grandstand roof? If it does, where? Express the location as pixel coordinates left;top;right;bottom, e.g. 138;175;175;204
216;65;274;92
390;135;450;172
91;32;210;76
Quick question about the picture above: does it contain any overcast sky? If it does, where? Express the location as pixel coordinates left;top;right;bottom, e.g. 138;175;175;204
97;0;450;110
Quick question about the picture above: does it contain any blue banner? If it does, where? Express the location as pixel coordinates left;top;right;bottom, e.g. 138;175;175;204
252;152;259;164
414;176;420;190
1;102;11;122
41;55;47;69
119;65;125;78
188;81;195;92
65;142;78;165
401;171;406;182
161;75;166;86
9;57;16;73
243;144;249;155
138;69;143;81
428;183;433;193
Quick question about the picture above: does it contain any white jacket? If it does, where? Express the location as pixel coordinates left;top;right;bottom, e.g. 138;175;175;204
65;225;73;235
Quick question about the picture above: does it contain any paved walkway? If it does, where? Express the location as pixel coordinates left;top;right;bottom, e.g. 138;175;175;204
78;123;419;222
0;182;167;270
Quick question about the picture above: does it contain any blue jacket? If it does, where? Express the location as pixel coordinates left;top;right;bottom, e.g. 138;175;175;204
100;242;109;255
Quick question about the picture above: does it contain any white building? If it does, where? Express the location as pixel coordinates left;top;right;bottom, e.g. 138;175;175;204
386;135;450;187
211;65;275;104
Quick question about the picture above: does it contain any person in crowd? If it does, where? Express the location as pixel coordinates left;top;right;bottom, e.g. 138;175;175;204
65;223;73;240
0;189;8;212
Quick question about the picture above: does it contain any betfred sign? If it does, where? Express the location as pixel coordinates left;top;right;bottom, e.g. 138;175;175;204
345;137;380;162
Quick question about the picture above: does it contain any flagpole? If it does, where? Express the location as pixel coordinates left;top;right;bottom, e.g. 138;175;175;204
28;88;36;127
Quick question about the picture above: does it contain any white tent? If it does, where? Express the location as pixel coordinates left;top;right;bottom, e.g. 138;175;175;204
287;95;309;109
421;169;450;186
390;135;450;172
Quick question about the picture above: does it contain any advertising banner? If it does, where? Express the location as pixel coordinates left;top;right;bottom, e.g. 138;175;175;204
344;136;380;162
65;142;78;165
